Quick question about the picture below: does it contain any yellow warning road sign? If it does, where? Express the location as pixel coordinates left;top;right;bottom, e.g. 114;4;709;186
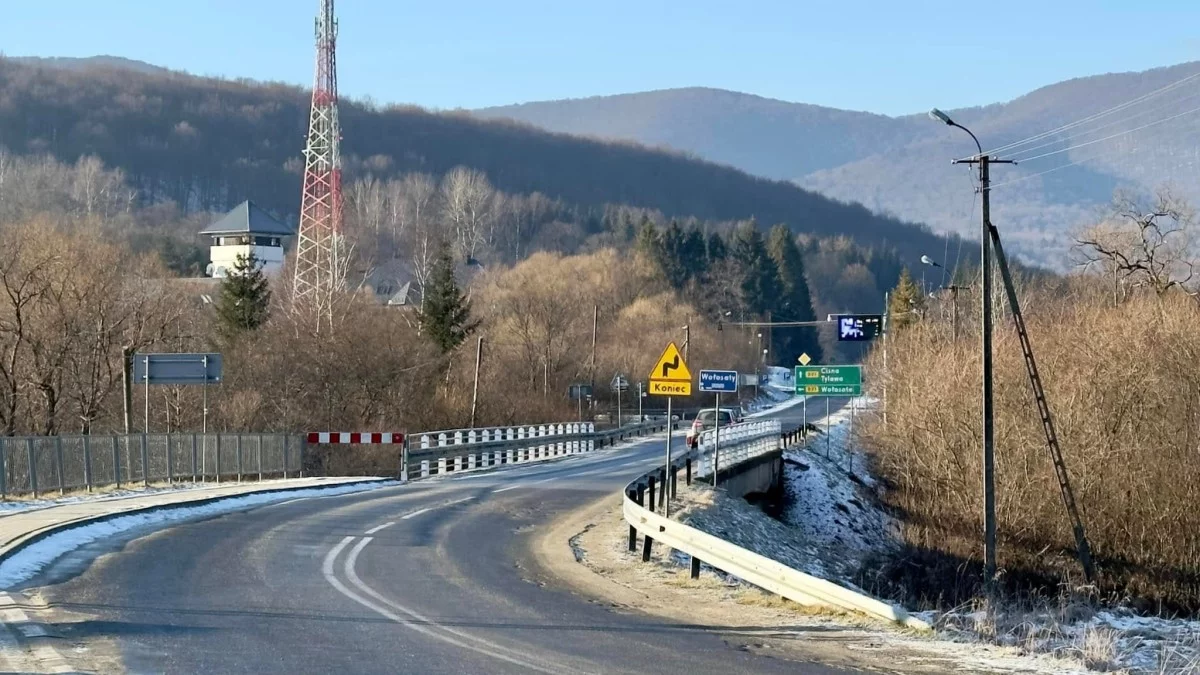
798;352;812;366
648;342;692;396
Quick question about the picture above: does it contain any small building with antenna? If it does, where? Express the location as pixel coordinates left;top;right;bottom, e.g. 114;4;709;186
202;201;294;278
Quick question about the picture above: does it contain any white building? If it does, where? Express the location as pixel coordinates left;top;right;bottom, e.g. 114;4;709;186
201;201;294;278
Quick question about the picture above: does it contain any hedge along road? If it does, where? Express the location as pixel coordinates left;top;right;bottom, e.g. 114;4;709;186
19;397;854;674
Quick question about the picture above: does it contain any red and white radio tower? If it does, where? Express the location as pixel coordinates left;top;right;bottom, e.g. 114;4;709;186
293;0;344;327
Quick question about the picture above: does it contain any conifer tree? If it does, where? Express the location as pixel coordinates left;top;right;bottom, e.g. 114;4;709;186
706;231;727;262
731;220;781;317
421;239;478;354
767;224;822;365
635;219;661;260
215;252;271;340
888;267;924;331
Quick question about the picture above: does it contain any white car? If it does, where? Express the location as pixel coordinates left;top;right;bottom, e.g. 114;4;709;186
685;408;741;448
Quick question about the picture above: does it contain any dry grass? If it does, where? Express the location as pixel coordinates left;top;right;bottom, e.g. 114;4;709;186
864;277;1200;613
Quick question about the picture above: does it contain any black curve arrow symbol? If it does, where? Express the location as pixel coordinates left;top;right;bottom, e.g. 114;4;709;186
661;354;680;378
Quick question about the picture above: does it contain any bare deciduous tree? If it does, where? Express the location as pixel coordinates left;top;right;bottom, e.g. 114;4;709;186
1074;188;1199;302
440;166;495;262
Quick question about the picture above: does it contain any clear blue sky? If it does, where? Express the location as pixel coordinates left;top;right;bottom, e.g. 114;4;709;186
3;0;1195;115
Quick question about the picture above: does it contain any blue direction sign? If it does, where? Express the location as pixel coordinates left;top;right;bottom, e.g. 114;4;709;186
698;369;738;393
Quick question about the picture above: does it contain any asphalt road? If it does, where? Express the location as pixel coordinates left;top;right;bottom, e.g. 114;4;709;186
26;396;854;674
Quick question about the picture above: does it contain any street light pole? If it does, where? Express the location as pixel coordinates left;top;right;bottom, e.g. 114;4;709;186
930;108;1013;586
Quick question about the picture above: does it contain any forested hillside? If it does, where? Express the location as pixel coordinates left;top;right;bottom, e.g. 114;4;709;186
0;58;950;265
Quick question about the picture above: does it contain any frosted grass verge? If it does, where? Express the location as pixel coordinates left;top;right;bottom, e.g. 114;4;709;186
0;479;395;589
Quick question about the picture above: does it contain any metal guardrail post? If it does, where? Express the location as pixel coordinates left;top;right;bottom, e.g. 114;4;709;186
83;435;93;492
647;475;656;514
140;433;149;487
400;436;409;482
690;555;701;579
627;489;638;552
27;438;37;498
112;436;121;488
55;436;65;495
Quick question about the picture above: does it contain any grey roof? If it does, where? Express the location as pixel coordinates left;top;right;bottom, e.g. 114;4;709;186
385;282;414;307
200;201;294;236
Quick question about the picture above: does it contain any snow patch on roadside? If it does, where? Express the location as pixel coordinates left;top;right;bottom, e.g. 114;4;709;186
671;397;1200;673
777;399;1199;674
0;479;394;589
780;398;892;588
0;482;232;517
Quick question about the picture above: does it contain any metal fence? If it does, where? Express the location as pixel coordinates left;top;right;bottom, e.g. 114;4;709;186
0;433;306;499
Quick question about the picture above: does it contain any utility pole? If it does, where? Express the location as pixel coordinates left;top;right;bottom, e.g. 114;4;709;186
882;292;888;429
943;284;972;341
469;336;483;428
590;305;598;395
954;153;1012;585
682;322;690;362
932;107;1013;586
121;346;133;435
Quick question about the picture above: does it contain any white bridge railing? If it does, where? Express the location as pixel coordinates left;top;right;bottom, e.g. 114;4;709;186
401;420;673;480
621;418;931;631
691;420;779;481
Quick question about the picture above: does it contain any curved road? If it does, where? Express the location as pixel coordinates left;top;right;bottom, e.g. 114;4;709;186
26;398;853;674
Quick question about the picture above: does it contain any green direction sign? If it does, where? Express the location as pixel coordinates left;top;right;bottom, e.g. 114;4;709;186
794;365;862;397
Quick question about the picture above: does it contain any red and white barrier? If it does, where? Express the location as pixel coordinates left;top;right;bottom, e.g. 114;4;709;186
306;432;404;445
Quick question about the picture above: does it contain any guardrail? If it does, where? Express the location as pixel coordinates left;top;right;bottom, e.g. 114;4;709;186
620;419;931;631
0;433;305;499
401;420;674;480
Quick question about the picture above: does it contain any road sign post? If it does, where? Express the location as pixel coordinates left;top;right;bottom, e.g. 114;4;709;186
649;342;692;517
698;370;737;486
713;392;721;487
611;374;629;428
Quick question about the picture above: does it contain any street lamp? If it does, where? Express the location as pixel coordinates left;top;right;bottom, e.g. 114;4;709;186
755;332;763;399
930;106;1009;585
928;108;982;156
919;254;943;297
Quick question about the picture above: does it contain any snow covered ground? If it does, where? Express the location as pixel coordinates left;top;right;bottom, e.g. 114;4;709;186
0;479;394;589
0;482;222;517
678;398;1200;673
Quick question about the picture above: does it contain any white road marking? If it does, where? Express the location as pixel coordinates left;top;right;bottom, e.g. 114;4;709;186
0;593;72;673
365;521;396;534
321;537;574;674
400;508;431;521
491;485;521;493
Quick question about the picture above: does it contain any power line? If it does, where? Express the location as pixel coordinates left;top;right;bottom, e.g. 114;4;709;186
988;153;1113;191
977;68;1200;157
1011;103;1200;163
1005;88;1200;161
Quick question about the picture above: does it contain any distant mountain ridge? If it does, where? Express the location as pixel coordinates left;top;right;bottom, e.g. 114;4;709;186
475;62;1200;269
9;55;172;76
